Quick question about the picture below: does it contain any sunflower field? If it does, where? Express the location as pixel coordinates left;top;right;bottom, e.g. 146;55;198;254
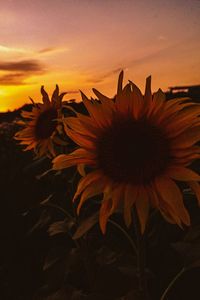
1;72;200;300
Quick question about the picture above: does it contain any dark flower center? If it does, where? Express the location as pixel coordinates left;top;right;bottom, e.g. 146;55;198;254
35;108;58;139
96;116;171;185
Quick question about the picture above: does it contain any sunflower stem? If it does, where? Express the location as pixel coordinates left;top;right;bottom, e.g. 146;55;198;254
133;208;149;300
108;219;137;254
160;267;185;300
43;202;74;220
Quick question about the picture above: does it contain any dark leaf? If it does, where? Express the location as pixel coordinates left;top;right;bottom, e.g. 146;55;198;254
173;225;200;269
28;209;51;234
73;212;99;240
48;219;74;236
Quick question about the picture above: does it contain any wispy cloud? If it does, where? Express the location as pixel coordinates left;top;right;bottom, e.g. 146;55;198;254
0;44;69;58
37;47;68;55
86;67;126;84
38;47;56;54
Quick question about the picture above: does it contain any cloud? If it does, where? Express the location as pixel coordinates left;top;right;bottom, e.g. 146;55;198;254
0;45;69;58
38;47;69;56
0;73;28;85
67;90;79;94
38;47;57;54
0;45;27;54
86;66;126;84
0;59;45;72
0;59;46;86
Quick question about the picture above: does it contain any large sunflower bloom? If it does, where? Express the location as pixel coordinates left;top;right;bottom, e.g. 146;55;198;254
53;71;200;233
15;85;66;157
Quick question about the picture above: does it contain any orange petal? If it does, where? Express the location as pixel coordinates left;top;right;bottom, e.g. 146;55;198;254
171;126;200;148
99;193;113;234
77;164;86;176
166;166;200;181
64;126;95;150
135;187;149;234
148;89;165;118
73;170;103;201
155;176;190;226
187;181;200;206
92;88;114;109
77;179;107;215
124;184;138;227
128;81;143;119
147;184;159;207
117;70;124;94
63;117;96;138
162;105;200;133
116;83;132;114
81;91;111;127
159;201;176;224
41;86;51;105
52;149;95;170
144;76;152;108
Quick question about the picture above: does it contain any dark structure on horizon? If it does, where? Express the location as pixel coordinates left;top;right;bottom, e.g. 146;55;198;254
166;84;200;102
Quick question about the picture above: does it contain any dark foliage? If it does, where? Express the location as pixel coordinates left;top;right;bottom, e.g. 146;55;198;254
0;99;200;300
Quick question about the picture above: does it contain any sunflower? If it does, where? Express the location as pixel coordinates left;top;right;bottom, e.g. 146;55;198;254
53;71;200;233
15;85;66;157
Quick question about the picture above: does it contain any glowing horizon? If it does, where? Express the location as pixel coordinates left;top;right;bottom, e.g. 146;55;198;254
0;0;200;112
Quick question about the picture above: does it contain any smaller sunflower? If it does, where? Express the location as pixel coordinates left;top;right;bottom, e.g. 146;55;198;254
15;85;66;157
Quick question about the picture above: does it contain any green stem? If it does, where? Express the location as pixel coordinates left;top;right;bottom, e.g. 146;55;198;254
160;267;185;300
108;219;137;254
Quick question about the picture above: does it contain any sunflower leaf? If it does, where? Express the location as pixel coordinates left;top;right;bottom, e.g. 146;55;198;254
172;225;200;269
48;219;75;236
73;212;99;239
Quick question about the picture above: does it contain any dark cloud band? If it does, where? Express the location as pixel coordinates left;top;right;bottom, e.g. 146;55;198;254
0;59;46;85
0;59;44;72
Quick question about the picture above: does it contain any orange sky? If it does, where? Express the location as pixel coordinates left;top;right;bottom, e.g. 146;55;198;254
0;0;200;111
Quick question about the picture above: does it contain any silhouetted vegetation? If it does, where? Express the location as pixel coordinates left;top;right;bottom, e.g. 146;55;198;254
1;93;200;300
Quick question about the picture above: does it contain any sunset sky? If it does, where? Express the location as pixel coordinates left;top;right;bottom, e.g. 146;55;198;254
0;0;200;111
